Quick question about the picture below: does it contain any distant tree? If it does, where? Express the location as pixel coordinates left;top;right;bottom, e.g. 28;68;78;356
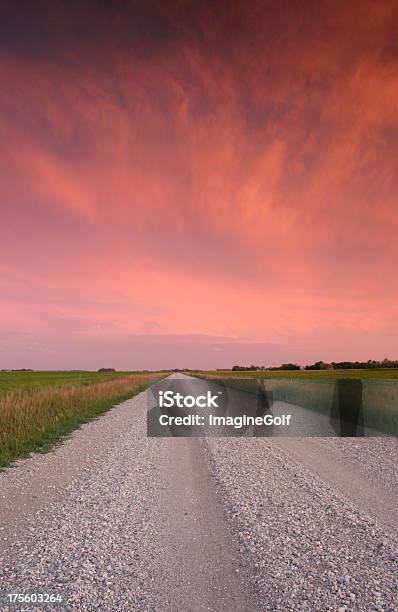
305;361;332;370
98;368;115;372
234;359;398;373
231;365;263;371
268;363;300;371
280;363;301;370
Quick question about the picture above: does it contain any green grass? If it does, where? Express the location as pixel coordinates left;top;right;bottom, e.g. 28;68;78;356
0;370;144;394
0;372;165;469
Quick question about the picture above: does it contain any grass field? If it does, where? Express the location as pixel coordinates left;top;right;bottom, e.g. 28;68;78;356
0;370;145;393
193;368;398;380
193;369;398;435
0;371;164;468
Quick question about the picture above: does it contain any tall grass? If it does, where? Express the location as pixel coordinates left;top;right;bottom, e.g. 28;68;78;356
0;373;163;468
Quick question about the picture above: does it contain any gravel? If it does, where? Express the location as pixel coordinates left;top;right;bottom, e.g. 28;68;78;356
1;378;397;612
0;393;166;611
0;386;255;612
204;437;398;611
316;437;398;491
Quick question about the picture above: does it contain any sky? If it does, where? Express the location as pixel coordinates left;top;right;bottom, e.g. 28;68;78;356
1;0;398;370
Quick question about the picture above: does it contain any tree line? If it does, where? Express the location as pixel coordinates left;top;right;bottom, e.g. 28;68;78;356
231;359;398;371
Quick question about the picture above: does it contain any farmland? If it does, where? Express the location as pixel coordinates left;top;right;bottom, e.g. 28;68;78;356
0;370;165;468
0;370;147;394
193;368;398;380
192;369;398;436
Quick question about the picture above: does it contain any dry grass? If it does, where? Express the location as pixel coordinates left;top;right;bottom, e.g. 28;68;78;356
0;373;164;468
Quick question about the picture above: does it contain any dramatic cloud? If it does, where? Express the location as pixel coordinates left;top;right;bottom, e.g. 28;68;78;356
1;0;397;368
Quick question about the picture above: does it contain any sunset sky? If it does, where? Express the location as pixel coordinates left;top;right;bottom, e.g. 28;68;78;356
1;0;398;370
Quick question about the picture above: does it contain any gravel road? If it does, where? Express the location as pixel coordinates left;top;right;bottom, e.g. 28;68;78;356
1;376;397;611
0;386;257;612
205;437;398;611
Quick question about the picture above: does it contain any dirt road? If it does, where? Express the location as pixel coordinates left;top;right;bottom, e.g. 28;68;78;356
0;376;397;611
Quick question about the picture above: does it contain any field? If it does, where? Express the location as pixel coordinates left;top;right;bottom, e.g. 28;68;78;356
193;368;398;380
0;370;144;393
0;371;165;468
193;369;398;435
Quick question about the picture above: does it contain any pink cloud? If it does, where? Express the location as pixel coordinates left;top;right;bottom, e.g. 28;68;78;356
1;0;397;367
